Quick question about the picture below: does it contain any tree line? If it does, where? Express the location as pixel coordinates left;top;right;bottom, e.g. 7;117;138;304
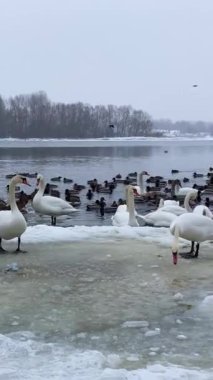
0;91;155;138
154;119;213;135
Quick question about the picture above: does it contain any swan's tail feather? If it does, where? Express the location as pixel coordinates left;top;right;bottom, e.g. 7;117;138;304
172;224;179;265
64;208;78;214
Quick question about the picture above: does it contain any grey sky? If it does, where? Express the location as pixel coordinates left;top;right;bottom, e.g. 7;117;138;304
0;0;213;122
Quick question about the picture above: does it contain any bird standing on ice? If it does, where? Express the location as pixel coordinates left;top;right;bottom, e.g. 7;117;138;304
0;175;30;252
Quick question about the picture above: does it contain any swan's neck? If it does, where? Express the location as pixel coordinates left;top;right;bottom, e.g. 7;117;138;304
38;179;45;196
9;181;18;212
125;186;129;212
174;184;180;196
127;187;137;225
138;173;144;193
183;192;193;212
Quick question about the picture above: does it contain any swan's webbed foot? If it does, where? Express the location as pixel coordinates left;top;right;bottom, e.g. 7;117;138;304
179;242;199;259
179;252;197;259
14;237;26;253
15;248;27;254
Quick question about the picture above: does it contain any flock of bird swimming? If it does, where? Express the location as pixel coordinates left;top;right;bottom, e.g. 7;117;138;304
1;172;213;265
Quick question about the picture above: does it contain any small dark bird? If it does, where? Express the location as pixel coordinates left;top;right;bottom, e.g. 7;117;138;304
192;84;198;87
109;124;114;128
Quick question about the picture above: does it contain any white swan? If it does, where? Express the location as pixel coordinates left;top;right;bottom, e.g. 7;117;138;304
32;174;78;225
174;183;198;197
193;204;213;218
157;190;197;216
183;205;213;258
111;185;139;226
159;199;180;207
170;213;213;264
133;171;149;195
136;191;196;227
136;209;176;227
0;175;30;252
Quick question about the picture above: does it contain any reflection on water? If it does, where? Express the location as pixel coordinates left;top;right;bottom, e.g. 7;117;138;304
0;145;157;159
0;140;212;181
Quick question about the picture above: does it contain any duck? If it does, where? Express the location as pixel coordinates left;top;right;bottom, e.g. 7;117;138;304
0;175;30;252
193;172;204;178
172;181;198;198
32;174;78;225
183;177;190;183
128;171;137;178
63;177;73;183
51;176;62;182
27;172;38;178
73;184;86;191
111;185;139;227
5;174;16;179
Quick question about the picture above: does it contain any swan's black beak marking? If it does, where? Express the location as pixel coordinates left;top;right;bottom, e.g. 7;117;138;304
172;251;178;265
133;188;140;196
22;177;31;186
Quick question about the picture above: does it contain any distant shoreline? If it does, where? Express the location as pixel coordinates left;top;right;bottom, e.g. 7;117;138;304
1;135;213;142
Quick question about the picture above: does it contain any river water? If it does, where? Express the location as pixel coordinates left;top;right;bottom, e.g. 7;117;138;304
0;137;213;226
1;137;213;379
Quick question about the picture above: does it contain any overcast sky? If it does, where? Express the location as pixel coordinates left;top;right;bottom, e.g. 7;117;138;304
0;0;213;121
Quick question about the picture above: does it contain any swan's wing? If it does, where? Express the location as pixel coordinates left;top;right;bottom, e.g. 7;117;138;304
111;210;129;226
33;195;78;212
193;205;213;218
179;188;197;195
170;213;213;242
138;210;176;227
0;210;26;239
163;200;180;206
115;205;127;213
160;205;186;216
0;211;13;229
